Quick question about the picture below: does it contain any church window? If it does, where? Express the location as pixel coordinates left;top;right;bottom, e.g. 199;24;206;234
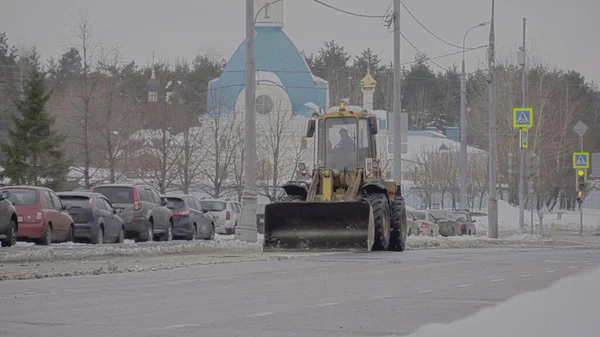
264;4;270;18
148;91;158;103
255;95;274;114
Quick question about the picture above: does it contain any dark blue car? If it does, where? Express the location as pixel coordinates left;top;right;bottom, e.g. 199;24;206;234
166;195;215;240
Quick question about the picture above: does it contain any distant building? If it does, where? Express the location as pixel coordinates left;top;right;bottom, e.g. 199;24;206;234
207;0;328;117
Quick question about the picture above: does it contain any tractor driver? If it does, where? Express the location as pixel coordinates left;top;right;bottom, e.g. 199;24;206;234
330;128;355;155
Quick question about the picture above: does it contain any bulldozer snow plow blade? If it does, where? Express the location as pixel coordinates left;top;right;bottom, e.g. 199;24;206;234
263;201;374;252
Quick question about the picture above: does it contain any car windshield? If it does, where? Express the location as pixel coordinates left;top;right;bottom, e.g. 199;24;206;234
323;117;360;170
2;188;39;205
58;195;90;208
93;186;133;204
430;210;453;219
412;211;426;220
166;198;185;210
200;201;226;211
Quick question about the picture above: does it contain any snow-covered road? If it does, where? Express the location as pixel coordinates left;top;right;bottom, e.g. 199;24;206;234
1;247;599;336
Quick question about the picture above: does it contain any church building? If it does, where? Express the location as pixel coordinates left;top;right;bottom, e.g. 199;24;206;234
207;0;329;116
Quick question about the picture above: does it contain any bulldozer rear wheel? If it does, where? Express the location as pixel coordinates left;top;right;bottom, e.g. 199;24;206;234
362;193;390;251
389;196;407;251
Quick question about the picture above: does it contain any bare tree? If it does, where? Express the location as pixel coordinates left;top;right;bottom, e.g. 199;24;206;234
57;13;105;188
256;98;307;201
94;46;138;184
196;91;239;198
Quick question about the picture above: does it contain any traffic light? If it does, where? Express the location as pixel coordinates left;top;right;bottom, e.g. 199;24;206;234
577;169;586;191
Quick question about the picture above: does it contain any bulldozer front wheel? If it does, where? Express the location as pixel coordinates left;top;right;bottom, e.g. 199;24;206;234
362;193;390;251
389;196;407;251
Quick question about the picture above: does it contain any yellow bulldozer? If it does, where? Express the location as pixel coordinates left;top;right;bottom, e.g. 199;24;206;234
263;101;408;252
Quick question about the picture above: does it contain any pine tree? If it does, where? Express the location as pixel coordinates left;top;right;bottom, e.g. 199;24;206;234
0;48;71;190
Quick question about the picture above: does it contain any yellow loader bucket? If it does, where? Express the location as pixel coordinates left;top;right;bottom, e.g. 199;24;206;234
263;201;374;252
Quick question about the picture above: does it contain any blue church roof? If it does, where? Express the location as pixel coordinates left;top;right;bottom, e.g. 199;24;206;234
207;26;328;117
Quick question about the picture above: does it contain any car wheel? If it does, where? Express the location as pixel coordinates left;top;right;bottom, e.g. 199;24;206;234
205;223;215;241
116;226;125;243
145;222;154;242
164;223;173;241
92;226;104;244
2;219;17;247
38;224;52;245
190;224;197;241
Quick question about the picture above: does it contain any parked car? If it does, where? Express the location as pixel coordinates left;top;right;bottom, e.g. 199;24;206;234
428;209;462;236
198;198;241;234
0;186;74;245
256;204;266;234
57;191;125;244
91;184;173;242
452;210;477;235
409;210;440;236
165;195;215;240
0;190;18;247
405;211;420;236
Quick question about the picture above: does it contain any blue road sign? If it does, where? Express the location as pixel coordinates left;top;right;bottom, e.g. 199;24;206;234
573;152;590;169
513;108;533;129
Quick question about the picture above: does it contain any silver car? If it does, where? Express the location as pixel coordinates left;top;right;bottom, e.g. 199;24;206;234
428;209;462;236
92;184;173;242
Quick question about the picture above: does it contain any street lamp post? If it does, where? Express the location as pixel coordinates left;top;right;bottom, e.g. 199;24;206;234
459;22;489;211
237;0;284;243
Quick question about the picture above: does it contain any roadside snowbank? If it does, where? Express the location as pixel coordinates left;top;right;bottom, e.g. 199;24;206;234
0;239;263;263
407;233;566;250
402;266;600;337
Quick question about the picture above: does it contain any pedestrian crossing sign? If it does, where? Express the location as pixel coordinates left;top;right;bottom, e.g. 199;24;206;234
573;152;590;169
512;108;533;129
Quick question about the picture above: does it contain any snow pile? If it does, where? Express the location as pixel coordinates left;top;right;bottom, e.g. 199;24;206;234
407;233;555;250
0;238;263;263
401;266;600;337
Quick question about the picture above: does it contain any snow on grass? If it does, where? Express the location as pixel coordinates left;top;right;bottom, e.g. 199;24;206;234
0;236;265;263
401;266;600;337
407;233;562;250
472;199;600;233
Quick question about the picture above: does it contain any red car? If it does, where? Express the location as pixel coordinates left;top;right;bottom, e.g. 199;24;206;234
0;186;75;245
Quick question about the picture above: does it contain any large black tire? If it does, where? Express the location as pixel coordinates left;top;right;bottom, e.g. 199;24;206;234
362;193;390;251
389;196;407;252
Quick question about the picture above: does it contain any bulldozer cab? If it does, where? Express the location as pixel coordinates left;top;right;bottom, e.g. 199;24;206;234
308;101;380;173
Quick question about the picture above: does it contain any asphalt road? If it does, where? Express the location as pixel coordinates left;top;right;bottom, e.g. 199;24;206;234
1;247;599;337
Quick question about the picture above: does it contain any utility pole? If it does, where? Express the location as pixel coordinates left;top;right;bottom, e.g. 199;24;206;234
460;22;489;211
237;0;258;242
393;0;402;184
487;0;498;238
518;18;527;234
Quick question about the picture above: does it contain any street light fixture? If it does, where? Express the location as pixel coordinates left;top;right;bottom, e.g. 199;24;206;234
459;21;489;211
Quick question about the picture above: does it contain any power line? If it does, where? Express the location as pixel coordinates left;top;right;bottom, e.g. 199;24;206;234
313;0;392;19
400;32;448;71
399;1;466;50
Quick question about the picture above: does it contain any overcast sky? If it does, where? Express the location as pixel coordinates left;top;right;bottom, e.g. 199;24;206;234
3;0;599;84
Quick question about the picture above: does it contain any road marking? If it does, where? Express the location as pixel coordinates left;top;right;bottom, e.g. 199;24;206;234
568;266;578;269
520;274;532;277
315;302;339;307
545;260;589;264
246;312;275;318
491;278;505;282
457;284;473;288
442;299;500;305
545;270;555;273
417;289;434;294
372;295;393;299
164;324;198;330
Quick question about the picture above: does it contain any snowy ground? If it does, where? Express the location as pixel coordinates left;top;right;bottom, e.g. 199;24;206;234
472;199;600;235
403;265;600;337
